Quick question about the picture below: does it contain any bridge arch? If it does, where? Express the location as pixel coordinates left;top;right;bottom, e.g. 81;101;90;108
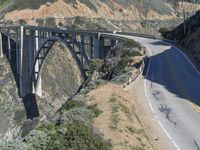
30;36;87;96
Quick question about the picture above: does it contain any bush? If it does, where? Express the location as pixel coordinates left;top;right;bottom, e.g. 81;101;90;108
37;121;111;150
63;100;86;111
87;104;103;118
25;130;50;150
121;38;142;50
0;140;29;150
61;107;93;127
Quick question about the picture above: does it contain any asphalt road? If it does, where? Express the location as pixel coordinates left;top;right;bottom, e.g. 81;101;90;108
132;37;200;150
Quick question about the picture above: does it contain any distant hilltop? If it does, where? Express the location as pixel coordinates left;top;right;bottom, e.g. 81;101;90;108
1;0;200;22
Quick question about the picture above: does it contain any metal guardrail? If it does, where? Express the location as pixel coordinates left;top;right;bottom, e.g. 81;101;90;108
114;31;177;44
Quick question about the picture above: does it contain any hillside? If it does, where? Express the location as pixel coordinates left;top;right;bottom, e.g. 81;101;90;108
160;10;200;69
1;0;200;22
0;34;161;149
1;0;200;149
0;0;199;37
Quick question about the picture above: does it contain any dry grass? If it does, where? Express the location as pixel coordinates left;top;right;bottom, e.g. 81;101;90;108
87;83;153;150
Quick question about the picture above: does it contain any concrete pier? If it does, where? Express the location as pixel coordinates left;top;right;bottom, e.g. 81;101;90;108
93;33;105;59
34;30;42;97
7;35;11;60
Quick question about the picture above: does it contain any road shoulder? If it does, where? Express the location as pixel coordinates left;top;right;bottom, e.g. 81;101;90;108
126;76;173;150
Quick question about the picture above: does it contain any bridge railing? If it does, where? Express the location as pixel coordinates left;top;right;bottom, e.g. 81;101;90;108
0;25;177;43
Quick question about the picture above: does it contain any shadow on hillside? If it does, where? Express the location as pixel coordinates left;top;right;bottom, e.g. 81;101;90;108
2;34;20;92
142;40;200;108
23;94;40;119
2;34;40;119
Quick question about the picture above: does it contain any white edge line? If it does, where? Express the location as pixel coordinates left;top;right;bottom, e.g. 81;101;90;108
144;46;181;150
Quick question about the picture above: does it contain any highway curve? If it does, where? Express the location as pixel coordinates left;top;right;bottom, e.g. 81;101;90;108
132;36;200;150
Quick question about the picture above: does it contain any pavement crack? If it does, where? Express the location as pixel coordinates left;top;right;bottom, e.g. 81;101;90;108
159;104;177;126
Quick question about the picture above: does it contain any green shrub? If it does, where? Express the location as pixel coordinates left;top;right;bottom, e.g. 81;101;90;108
121;39;142;50
61;107;93;126
0;140;29;150
37;121;111;150
63;100;86;111
109;94;117;103
25;130;50;150
87;104;103;118
109;94;120;129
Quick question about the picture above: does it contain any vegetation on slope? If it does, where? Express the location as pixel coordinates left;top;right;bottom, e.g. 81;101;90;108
0;94;111;150
98;38;144;84
0;0;56;18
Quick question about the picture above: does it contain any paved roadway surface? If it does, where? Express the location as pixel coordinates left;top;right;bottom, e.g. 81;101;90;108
131;36;200;150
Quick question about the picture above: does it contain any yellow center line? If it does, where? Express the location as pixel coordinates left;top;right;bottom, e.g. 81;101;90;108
164;51;200;113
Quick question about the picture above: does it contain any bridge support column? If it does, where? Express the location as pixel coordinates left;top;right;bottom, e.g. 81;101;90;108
16;29;19;74
7;35;11;60
90;36;93;59
99;37;105;59
80;35;85;67
20;27;38;97
19;26;25;97
20;27;31;97
93;33;104;59
0;32;3;58
36;76;42;97
34;30;42;97
29;30;35;74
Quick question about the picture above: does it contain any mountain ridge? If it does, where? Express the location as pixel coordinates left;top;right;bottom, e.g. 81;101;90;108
1;0;200;22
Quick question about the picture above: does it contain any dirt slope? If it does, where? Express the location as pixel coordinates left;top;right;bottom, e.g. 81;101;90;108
87;83;153;150
87;78;173;150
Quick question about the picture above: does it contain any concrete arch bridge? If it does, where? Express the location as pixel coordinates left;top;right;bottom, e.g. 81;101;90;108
0;25;117;98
